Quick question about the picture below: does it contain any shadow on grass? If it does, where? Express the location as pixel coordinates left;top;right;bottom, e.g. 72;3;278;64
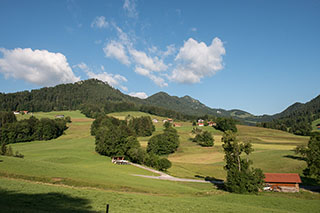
195;175;226;191
0;189;97;213
283;155;306;161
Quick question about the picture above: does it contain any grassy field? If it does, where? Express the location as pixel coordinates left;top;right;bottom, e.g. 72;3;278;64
1;110;319;212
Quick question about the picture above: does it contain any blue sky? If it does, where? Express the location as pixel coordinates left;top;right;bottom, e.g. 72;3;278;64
0;0;319;115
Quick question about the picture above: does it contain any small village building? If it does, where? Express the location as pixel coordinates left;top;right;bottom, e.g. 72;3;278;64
167;118;173;123
264;173;302;192
208;121;216;127
111;156;129;165
13;111;20;115
162;119;168;123
173;123;182;127
152;119;158;123
198;123;204;127
55;115;65;118
21;111;28;114
317;125;320;130
198;119;204;123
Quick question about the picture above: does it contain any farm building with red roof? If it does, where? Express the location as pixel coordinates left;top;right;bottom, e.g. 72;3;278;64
264;173;302;192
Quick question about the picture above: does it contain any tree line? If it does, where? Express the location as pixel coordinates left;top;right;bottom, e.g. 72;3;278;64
0;111;70;145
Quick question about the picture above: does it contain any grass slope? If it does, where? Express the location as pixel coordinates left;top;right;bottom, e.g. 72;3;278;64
0;110;319;212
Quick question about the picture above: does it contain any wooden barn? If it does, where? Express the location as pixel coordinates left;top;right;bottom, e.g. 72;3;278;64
264;173;302;192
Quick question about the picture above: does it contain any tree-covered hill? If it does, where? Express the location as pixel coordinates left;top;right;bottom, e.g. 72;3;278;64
258;95;320;135
0;79;143;112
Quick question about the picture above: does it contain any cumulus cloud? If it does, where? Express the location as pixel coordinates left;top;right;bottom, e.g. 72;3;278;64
75;62;128;91
0;48;80;86
103;40;131;65
129;48;167;72
129;92;148;99
123;0;138;18
170;37;225;83
91;16;108;28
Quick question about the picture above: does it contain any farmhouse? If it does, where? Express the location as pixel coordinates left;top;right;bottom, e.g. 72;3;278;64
208;121;216;127
152;119;158;123
55;115;65;118
198;123;204;127
173;123;182;127
264;173;302;192
13;111;20;115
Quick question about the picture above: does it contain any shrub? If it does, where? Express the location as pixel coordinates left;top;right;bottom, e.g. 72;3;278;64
193;131;214;147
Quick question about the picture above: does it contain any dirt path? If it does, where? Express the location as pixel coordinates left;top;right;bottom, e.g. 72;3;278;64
130;163;223;184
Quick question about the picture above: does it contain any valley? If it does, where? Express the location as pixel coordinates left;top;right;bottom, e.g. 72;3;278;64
0;110;319;212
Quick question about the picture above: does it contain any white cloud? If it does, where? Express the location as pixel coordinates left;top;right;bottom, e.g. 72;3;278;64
75;62;128;91
0;48;80;86
123;0;138;18
149;74;168;87
134;66;167;87
170;37;225;83
129;92;148;99
135;66;150;76
103;40;131;65
129;48;167;72
91;16;108;28
163;44;176;57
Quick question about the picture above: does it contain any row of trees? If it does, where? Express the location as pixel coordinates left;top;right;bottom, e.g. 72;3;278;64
92;115;172;171
0;112;69;144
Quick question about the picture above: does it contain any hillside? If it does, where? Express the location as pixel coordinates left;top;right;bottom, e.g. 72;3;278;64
258;95;320;135
0;79;143;112
1;111;319;212
146;92;260;123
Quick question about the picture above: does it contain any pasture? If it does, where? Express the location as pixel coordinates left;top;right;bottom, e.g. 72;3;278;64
0;110;319;212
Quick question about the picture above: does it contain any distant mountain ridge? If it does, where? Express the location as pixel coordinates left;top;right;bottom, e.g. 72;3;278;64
0;79;319;126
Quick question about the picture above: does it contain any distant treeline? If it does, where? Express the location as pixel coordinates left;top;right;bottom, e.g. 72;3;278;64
80;101;196;121
0;111;69;144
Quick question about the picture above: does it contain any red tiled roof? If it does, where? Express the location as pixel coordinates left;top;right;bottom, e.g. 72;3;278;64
264;173;301;183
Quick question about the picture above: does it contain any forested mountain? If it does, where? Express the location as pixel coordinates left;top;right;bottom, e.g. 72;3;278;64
146;92;260;124
257;95;320;135
0;79;143;112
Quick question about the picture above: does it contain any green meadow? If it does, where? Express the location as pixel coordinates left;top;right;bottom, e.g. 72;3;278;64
1;110;319;212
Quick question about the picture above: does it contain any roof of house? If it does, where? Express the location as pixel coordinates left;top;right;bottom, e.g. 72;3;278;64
264;173;302;183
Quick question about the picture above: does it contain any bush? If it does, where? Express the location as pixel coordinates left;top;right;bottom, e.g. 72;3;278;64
156;158;172;171
215;117;237;132
143;153;172;171
193;131;214;147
